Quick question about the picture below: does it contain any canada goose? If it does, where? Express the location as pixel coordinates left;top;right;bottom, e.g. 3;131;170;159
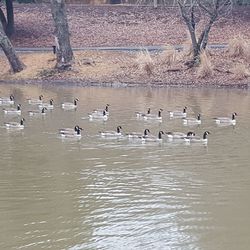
214;113;237;125
0;95;15;105
185;131;210;144
59;125;80;135
135;108;151;118
169;106;187;118
141;131;164;142
28;107;47;116
5;118;25;129
27;95;43;105
126;128;150;139
60;127;82;138
166;131;195;140
38;99;54;110
93;104;110;115
3;104;21;115
183;114;201;125
100;126;122;137
88;110;108;121
143;109;163;121
62;98;78;110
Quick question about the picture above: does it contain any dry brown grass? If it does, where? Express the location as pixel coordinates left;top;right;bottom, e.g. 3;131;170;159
197;50;214;79
158;45;177;67
135;49;154;76
231;63;250;80
228;35;250;62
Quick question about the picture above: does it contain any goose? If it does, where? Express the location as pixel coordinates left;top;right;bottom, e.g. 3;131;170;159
100;126;123;137
88;110;108;121
166;131;195;140
141;131;164;142
135;108;151;118
184;131;210;144
38;99;54;110
214;113;237;125
28;107;47;116
143;109;163;121
3;104;21;115
183;114;201;125
126;128;150;139
93;104;110;115
169;106;187;118
5;118;25;129
62;98;78;110
27;95;43;105
59;125;80;135
0;95;15;105
60;127;83;138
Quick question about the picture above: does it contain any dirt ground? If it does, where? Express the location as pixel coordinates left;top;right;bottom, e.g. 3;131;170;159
0;4;250;88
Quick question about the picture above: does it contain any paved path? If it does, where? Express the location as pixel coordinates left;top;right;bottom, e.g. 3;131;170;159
1;44;227;53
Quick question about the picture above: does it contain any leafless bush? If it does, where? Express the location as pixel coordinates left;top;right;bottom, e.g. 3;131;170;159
135;49;154;76
228;35;249;59
159;45;177;66
231;63;250;79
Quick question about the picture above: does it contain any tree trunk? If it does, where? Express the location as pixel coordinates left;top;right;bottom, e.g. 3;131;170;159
50;0;74;70
0;20;25;73
0;8;7;31
6;0;14;36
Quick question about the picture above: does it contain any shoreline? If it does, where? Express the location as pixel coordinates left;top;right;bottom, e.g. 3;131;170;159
1;79;249;90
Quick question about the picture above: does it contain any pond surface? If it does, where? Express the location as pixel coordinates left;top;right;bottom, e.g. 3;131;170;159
0;84;250;250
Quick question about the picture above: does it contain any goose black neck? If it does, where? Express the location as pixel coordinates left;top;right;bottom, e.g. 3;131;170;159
158;110;162;117
158;132;163;139
147;108;151;114
20;120;24;125
203;132;208;139
17;105;21;111
50;100;53;105
232;113;236;120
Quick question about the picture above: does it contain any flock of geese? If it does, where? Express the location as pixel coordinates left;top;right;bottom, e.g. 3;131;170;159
0;94;238;145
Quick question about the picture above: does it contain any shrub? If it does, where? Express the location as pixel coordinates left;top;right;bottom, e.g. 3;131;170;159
159;45;177;66
197;50;213;79
135;49;154;76
231;63;250;79
228;35;250;61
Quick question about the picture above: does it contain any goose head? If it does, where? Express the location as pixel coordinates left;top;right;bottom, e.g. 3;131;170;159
39;95;43;100
74;98;79;105
10;95;15;101
183;106;187;113
197;114;201;120
158;131;164;139
76;127;83;135
41;107;47;113
105;104;110;111
147;108;151;114
49;99;54;105
20;118;25;125
17;104;21;110
144;129;150;136
117;126;122;133
158;109;163;117
232;112;237;120
187;131;195;137
203;131;210;139
74;125;80;131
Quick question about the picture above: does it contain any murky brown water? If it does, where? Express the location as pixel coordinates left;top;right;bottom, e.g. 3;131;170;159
0;84;250;250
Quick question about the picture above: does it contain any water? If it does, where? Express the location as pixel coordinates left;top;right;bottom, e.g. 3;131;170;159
0;84;249;250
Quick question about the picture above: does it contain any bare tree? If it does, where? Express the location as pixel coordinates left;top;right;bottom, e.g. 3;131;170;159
177;0;233;67
0;0;15;36
0;19;25;73
50;0;74;70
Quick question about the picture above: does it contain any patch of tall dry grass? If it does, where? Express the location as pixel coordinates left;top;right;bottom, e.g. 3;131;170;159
228;35;250;62
197;50;213;79
135;49;154;76
158;45;177;67
231;63;250;80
